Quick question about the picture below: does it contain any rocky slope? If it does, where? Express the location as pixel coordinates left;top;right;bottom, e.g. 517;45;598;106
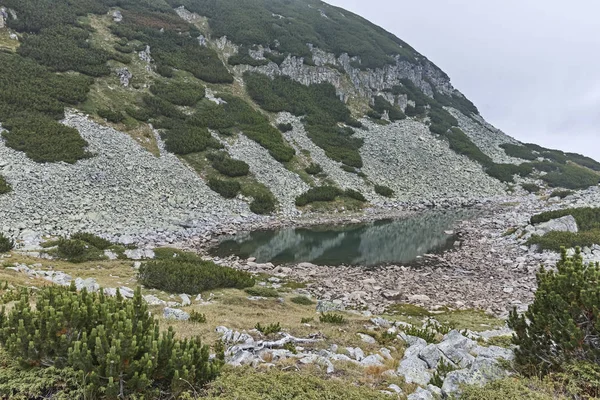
0;0;598;241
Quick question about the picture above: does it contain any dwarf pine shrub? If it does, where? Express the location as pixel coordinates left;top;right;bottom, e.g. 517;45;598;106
0;286;221;398
139;257;255;294
509;249;600;375
0;234;14;253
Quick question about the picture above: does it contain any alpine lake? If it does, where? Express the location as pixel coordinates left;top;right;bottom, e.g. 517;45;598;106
210;209;479;266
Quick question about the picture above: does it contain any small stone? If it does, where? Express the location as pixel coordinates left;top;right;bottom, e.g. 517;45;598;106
163;307;190;321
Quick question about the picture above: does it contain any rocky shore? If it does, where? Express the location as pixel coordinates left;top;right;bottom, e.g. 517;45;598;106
208;186;600;317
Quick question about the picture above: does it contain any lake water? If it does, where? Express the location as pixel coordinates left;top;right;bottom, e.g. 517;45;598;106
210;209;477;266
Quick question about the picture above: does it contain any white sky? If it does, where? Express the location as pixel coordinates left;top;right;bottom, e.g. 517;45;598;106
326;0;600;160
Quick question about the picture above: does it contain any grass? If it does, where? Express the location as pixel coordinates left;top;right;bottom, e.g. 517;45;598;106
434;309;505;332
385;303;431;318
0;29;19;52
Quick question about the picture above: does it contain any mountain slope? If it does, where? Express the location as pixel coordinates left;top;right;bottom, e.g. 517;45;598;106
0;0;599;238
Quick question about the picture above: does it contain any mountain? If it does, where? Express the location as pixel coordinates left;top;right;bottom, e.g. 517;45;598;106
0;0;599;239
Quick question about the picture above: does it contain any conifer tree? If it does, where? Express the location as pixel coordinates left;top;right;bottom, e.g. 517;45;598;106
508;248;600;375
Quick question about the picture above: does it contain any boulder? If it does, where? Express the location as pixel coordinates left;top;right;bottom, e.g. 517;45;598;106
144;295;166;306
533;215;578;236
180;294;191;306
397;357;431;386
358;333;377;344
407;387;434;400
442;358;509;397
75;277;99;293
437;330;477;368
316;300;344;313
419;343;443;369
163;308;190;321
360;354;384;367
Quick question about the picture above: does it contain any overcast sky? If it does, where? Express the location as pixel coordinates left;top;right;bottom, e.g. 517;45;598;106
327;0;600;161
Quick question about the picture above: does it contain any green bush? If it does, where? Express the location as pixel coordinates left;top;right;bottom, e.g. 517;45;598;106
254;322;281;336
530;207;600;231
56;238;105;263
540;164;600;189
549;190;574;199
500;143;538;160
0;176;10;195
319;313;346;324
522;183;541;194
138;257;255;294
189;310;207;323
295;186;343;206
0;285;221;398
509;249;600;375
228;48;269;67
344;189;366;202
250;194;277;215
291;296;314;305
526;230;600;252
305;163;323;175
0;235;14;253
204;367;390;400
2;115;90;164
374;185;394;197
208;178;241;199
162;123;222;155
150;80;206;107
70;232;112;250
156;65;174;78
209;153;250;177
97;108;124;123
371;96;405;122
245;287;280;298
277;123;293;133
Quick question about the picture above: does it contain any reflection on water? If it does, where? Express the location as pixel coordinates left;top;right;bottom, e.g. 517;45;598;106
211;210;477;266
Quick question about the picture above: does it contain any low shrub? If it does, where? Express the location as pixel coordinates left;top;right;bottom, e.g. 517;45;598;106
341;164;356;173
98;108;125;123
305;163;323;175
509;249;600;375
526;230;600;252
138;257;255;294
209;153;250;177
296;186;343;206
56;238;105;263
541;164;600;189
208;178;241;199
250;194;276;215
255;322;282;336
70;232;112;250
162;123;222;155
0;234;14;253
530;207;600;231
245;287;280;298
319;313;347;324
150;80;205;107
189;310;207;323
277;123;293;133
500;143;538;160
522;183;541;194
374;185;394;197
549;190;574;199
344;189;366;202
404;325;437;343
0;286;221;398
291;296;314;305
0;176;10;195
300;317;314;324
204;367;390;399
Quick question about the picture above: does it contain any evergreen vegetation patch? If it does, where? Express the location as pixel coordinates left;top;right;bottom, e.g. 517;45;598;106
138;254;255;294
509;249;600;375
250;194;277;215
245;72;363;167
207;152;250;177
167;0;422;70
527;208;600;251
0;285;221;398
150;80;206;107
0;176;11;195
0;234;14;253
208;178;241;199
295;186;366;206
374;185;394;197
371;96;406;122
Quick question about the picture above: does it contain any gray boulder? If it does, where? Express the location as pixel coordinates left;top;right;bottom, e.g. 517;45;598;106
407;387;434;400
397;357;431;386
316;300;344;313
75;277;99;293
437;330;477;368
442;357;509;397
533;215;578;236
163;307;190;321
472;345;514;361
360;354;384;367
419;343;443;369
